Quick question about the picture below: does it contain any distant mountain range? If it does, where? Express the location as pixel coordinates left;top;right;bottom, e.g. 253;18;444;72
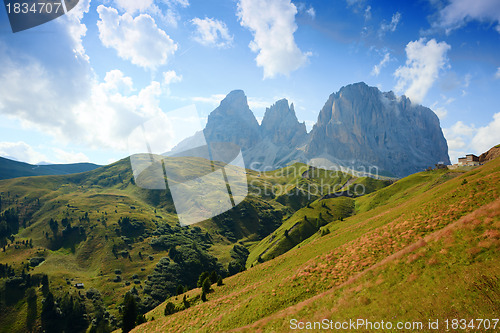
173;82;450;178
0;156;101;180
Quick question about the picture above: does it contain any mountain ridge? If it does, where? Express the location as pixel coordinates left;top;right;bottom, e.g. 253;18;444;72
174;82;449;177
0;156;101;180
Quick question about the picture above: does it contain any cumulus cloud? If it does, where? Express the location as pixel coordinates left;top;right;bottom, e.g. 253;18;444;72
394;38;451;104
58;0;91;61
52;148;90;163
431;99;451;119
237;0;310;79
371;52;390;76
191;17;233;48
444;114;500;163
114;0;154;14
470;112;500;153
435;0;500;34
443;121;477;163
0;45;165;152
0;42;92;138
97;5;178;69
112;0;189;27
379;12;401;37
163;70;183;85
0;142;48;164
0;141;90;164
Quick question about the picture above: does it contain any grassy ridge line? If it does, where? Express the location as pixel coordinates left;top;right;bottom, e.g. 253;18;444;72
132;158;499;332
234;197;500;332
246;197;355;267
0;158;353;331
247;169;448;268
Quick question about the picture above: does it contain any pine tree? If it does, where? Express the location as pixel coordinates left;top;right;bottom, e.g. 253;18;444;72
182;295;190;309
209;271;218;284
41;292;60;333
216;276;223;286
26;288;37;332
41;274;49;295
202;277;211;294
122;293;138;333
197;272;209;287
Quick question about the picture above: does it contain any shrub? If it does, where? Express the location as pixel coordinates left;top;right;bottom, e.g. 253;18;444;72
197;272;210;288
164;302;176;316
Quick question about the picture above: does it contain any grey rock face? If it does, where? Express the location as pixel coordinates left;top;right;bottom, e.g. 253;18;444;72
203;90;261;150
171;83;450;178
306;82;450;177
260;99;307;147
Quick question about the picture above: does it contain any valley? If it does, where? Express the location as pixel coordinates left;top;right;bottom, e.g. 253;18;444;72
0;148;497;332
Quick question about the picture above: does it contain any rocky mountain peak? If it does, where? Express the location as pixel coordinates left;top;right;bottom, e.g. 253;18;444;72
203;90;260;150
173;83;449;177
260;99;307;147
307;82;450;177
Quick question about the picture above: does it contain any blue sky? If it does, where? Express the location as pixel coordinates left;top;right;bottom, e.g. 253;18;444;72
0;0;499;165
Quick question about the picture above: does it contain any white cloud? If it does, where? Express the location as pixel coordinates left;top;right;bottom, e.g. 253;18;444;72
306;7;316;19
191;17;233;48
237;0;310;79
0;45;165;152
0;42;92;138
444;114;500;163
192;94;227;106
443;121;477;163
470;112;500;153
495;67;500;79
0;141;48;164
112;0;189;27
97;5;178;69
70;70;164;150
58;0;91;62
114;0;154;14
394;38;451;104
163;70;183;85
436;0;500;34
52;148;90;164
364;6;371;20
346;0;365;7
371;52;390;76
191;93;273;112
434;106;448;119
379;12;401;37
431;100;449;119
248;97;274;110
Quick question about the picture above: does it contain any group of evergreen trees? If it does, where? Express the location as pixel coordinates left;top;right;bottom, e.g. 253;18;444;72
0;208;19;246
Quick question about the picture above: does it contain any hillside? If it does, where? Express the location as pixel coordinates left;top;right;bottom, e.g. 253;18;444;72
0;156;101;180
133;155;499;332
0;156;369;332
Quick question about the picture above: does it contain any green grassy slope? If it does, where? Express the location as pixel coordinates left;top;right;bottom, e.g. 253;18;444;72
133;157;500;332
0;157;365;332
